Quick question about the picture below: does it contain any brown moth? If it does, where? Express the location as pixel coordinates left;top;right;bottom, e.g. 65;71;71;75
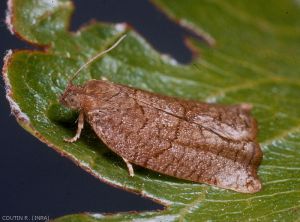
60;35;263;193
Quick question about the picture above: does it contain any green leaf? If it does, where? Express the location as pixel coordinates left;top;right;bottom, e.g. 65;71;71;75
3;0;300;221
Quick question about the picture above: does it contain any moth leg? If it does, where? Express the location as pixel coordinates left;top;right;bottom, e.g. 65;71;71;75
122;157;134;177
64;111;84;143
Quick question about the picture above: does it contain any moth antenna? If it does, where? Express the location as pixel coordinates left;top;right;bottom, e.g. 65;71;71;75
68;34;127;85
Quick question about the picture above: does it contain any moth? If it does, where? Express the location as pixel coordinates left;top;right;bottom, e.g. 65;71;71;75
60;35;263;193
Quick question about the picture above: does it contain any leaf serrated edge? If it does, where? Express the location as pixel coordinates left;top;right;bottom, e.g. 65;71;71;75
150;0;216;47
5;0;75;47
5;0;14;34
3;50;30;124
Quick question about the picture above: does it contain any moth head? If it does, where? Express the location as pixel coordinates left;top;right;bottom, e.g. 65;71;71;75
59;84;83;110
59;35;127;109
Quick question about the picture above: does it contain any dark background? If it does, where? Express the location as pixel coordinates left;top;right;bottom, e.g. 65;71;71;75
0;0;194;219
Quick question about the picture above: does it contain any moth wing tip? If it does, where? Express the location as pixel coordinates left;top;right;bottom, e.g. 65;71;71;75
245;177;262;193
